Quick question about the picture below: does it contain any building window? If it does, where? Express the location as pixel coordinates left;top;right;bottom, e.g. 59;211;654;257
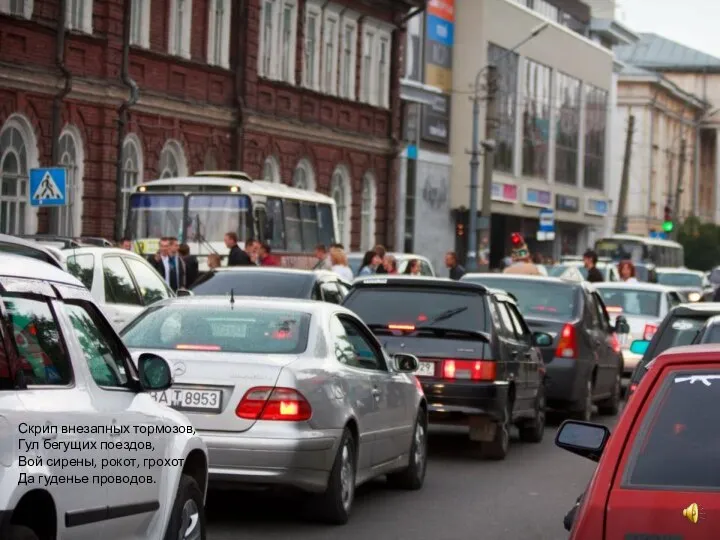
0;116;36;236
121;134;143;234
361;28;374;103
487;43;519;174
360;20;392;107
534;0;559;21
263;155;281;183
168;0;193;59
129;0;150;48
322;9;339;94
67;0;93;33
293;159;316;190
303;1;322;90
207;0;231;67
330;167;351;248
521;59;552;179
159;140;188;179
258;0;298;83
584;85;608;190
52;127;84;237
2;0;33;18
360;173;376;251
339;15;358;100
404;10;422;81
555;72;581;185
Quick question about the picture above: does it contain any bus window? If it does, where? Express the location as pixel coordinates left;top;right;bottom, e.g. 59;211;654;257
284;200;303;252
317;204;335;247
187;194;251;244
128;194;185;240
254;206;267;243
265;198;285;250
300;203;319;250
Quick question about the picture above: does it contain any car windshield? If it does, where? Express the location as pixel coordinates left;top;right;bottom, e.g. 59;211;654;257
699;324;720;344
597;288;661;317
462;277;577;320
656;272;702;287
623;369;720;489
653;316;709;354
121;305;311;354
343;287;487;333
191;271;315;298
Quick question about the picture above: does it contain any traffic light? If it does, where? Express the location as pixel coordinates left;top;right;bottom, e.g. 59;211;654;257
456;223;465;237
662;205;673;233
510;232;524;247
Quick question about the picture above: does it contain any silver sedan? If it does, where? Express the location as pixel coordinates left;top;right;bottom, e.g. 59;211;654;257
121;296;428;524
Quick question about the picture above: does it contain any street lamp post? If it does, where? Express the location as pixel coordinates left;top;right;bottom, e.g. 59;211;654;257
466;22;550;272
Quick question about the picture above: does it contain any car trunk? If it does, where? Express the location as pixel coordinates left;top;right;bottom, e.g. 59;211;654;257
606;313;660;348
130;349;298;433
524;317;567;365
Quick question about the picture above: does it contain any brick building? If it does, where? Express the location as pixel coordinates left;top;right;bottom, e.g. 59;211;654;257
0;0;421;248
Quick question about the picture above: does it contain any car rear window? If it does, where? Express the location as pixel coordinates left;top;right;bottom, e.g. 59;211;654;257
699;324;720;344
623;370;720;489
121;305;311;354
191;271;314;298
597;288;661;317
66;254;95;290
653;317;709;354
462;277;577;320
0;241;62;269
656;272;702;287
343;287;487;333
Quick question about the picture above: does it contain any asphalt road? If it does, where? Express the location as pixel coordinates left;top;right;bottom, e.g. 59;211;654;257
207;413;618;540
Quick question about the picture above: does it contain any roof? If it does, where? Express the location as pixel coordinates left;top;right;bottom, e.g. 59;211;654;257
156;294;347;314
589;18;639;47
652;344;720;367
701;314;720;326
0;233;64;269
670;303;720;316
0;253;82;287
616;33;720;73
347;252;430;262
600;234;683;248
655;267;703;276
462;273;581;287
351;275;489;293
593;282;675;292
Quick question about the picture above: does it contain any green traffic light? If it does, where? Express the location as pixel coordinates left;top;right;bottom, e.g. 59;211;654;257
662;220;674;233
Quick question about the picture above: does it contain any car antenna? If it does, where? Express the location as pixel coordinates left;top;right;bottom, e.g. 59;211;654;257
229;288;235;310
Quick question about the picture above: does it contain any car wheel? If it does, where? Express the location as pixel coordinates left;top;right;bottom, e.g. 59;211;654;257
573;379;593;422
598;370;621;416
313;427;356;525
519;385;545;443
387;408;428;490
479;403;511;460
9;526;39;540
163;474;205;540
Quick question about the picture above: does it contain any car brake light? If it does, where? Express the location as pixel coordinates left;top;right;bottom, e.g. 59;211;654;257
610;333;621;353
555;324;577;359
388;323;415;331
606;306;623;314
442;359;495;381
236;387;312;421
176;344;222;351
629;383;638;395
643;323;658;341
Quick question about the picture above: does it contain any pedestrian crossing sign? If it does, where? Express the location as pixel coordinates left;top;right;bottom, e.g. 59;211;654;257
29;168;67;207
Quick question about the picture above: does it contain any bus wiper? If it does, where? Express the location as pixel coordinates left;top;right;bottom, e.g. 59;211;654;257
427;306;468;325
194;215;219;255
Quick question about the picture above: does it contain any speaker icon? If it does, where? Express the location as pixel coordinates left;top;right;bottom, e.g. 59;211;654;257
682;502;700;524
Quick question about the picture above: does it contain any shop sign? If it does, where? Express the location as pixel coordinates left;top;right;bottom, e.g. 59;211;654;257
585;198;609;216
524;188;552;208
492;182;518;203
555;194;580;213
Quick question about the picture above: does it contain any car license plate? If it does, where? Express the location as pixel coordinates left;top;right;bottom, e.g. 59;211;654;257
416;362;436;377
150;388;222;412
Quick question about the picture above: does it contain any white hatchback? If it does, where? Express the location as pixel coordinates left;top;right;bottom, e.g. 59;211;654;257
0;253;208;540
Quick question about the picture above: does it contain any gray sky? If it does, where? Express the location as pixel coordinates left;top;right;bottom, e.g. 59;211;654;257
617;0;720;58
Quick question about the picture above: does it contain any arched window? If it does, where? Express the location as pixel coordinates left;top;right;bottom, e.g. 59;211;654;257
121;134;143;233
263;155;280;183
330;165;352;248
51;125;85;236
159;139;188;178
360;172;376;251
293;158;316;190
0;115;39;235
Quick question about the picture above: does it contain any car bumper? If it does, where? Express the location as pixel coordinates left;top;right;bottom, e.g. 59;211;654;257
420;379;509;422
199;426;343;493
545;358;587;405
622;351;642;375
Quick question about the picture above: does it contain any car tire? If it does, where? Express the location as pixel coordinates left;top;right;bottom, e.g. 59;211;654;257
572;378;593;422
387;408;428;490
9;526;39;540
163;474;206;540
519;385;545;443
479;403;511;460
313;427;356;525
598;370;621;416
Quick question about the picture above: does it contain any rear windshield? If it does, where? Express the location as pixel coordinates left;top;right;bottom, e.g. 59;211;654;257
623;370;720;489
191;271;314;298
0;241;62;269
634;266;650;282
656;272;702;287
653;316;708;354
343;288;487;333
121;305;311;354
462;277;577;320
597;288;661;317
698;324;720;344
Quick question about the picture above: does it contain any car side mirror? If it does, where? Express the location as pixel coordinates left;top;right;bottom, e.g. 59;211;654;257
532;331;553;347
138;353;173;391
629;339;649;355
615;315;630;334
392;353;419;373
176;288;193;297
555;420;610;463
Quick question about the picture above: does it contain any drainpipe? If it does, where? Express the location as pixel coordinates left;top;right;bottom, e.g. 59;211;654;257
51;0;72;165
115;0;140;240
232;0;247;170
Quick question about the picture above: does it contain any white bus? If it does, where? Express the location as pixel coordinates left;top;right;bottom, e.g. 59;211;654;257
594;234;684;267
125;171;339;269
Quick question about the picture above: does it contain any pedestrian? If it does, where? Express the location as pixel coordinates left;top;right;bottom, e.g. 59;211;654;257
258;242;280;266
118;237;132;250
618;260;638;283
358;250;381;276
207;253;221;270
178;243;199;286
313;244;332;270
150;236;187;292
374;244;388;274
445;251;466;280
383;254;398;274
583;249;604;282
503;233;542;275
330;247;354;281
404;258;421;275
245;239;260;265
224;232;252;266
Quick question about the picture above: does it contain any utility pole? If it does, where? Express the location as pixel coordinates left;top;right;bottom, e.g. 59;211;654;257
672;137;686;240
479;66;498;271
614;114;634;233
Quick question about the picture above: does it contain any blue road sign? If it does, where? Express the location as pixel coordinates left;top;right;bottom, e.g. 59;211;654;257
407;144;418;160
30;168;67;207
539;208;555;232
649;231;667;240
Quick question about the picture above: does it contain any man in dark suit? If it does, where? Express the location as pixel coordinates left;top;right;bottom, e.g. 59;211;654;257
224;232;252;266
178;243;199;286
150;237;187;292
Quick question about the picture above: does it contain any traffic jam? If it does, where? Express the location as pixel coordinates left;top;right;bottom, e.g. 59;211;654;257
1;172;719;539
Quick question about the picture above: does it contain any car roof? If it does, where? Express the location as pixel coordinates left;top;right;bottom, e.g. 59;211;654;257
0;233;64;264
655;267;701;275
0;253;83;287
155;294;350;315
463;272;583;287
347;252;431;262
60;246;149;260
701;314;720;327
207;266;343;281
669;302;720;316
593;282;674;292
651;344;720;369
352;274;488;293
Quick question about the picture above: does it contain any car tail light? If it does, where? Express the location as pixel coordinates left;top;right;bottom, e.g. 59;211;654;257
555;324;577;359
628;383;638;395
388;323;416;331
606;306;623;315
643;323;658;341
610;333;621;353
442;359;495;381
236;387;312;421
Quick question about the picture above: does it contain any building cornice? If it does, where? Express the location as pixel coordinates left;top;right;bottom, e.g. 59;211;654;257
400;78;444;105
618;75;708;110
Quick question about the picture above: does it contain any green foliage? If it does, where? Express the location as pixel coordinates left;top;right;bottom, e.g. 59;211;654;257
677;216;720;271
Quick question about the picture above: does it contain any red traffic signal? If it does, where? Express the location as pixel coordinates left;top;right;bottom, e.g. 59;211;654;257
663;205;672;222
510;233;524;247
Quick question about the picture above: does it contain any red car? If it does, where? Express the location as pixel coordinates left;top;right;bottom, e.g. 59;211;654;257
556;344;720;539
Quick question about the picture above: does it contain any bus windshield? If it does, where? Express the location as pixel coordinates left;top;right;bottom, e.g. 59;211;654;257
187;195;251;243
129;194;185;239
595;238;645;261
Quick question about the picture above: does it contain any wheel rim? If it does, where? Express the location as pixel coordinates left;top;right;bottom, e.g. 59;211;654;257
413;421;426;475
178;498;201;540
339;440;355;511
